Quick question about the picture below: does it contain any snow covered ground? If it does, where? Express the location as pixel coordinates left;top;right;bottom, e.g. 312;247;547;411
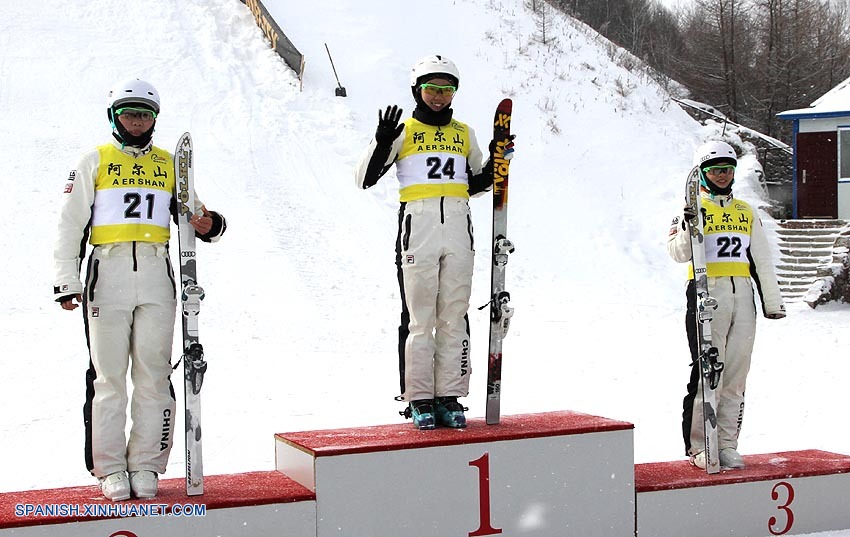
1;0;849;534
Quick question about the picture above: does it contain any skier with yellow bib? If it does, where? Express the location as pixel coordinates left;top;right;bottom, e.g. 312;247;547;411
667;141;785;470
54;79;226;500
355;55;505;429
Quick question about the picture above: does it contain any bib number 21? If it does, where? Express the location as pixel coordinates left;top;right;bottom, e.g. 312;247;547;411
124;192;155;220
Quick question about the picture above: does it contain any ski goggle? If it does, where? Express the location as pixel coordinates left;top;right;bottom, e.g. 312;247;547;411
116;107;157;121
419;83;457;97
703;164;736;176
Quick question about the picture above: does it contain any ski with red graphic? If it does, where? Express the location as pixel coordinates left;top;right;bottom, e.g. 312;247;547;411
485;99;514;425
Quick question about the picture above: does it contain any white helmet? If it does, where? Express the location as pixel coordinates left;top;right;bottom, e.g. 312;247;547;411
693;141;737;169
107;78;160;113
410;55;460;89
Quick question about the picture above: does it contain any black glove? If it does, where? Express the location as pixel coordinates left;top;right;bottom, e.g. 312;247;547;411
683;205;698;222
375;105;403;145
488;134;516;156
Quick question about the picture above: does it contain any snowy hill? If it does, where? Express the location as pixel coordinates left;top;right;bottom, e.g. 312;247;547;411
2;3;849;525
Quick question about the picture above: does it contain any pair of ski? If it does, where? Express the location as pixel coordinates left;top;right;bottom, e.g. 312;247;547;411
484;99;515;425
684;167;725;474
175;133;207;495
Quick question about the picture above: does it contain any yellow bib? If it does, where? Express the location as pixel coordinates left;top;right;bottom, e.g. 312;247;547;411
395;117;472;202
90;144;175;244
689;197;754;278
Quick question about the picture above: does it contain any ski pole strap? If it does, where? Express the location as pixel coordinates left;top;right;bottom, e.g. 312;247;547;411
477;298;493;311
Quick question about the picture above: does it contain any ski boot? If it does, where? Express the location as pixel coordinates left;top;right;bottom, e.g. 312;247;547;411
129;470;159;499
99;471;131;501
719;448;745;469
435;396;467;428
402;399;436;430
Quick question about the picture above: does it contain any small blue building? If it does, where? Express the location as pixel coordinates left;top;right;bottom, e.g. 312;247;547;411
778;76;850;219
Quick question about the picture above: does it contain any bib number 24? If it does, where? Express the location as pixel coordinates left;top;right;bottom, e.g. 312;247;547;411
427;156;456;179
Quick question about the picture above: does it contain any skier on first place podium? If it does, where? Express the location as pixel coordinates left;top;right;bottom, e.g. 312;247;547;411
354;55;505;430
53;78;226;501
667;140;785;470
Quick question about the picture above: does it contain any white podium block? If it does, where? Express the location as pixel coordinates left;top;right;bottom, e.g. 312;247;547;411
0;471;315;537
276;410;635;537
636;450;850;537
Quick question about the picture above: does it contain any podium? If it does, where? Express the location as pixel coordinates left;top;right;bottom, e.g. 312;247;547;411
0;471;314;537
635;449;850;536
275;410;635;536
4;411;850;537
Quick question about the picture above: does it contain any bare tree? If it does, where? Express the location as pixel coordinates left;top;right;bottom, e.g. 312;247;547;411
549;0;850;142
747;0;850;138
534;1;556;44
673;0;753;121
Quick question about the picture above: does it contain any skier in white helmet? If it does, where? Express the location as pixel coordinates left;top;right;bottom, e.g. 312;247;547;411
355;55;514;429
667;140;785;470
54;78;227;500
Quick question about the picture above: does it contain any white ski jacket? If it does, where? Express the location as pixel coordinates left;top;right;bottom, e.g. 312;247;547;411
667;191;785;318
54;140;217;301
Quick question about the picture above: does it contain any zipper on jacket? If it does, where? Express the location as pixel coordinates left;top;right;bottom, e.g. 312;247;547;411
132;241;138;272
440;197;445;224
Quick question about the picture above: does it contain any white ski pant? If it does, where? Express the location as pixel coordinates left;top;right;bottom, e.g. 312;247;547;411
83;242;177;478
683;276;756;456
396;197;474;402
